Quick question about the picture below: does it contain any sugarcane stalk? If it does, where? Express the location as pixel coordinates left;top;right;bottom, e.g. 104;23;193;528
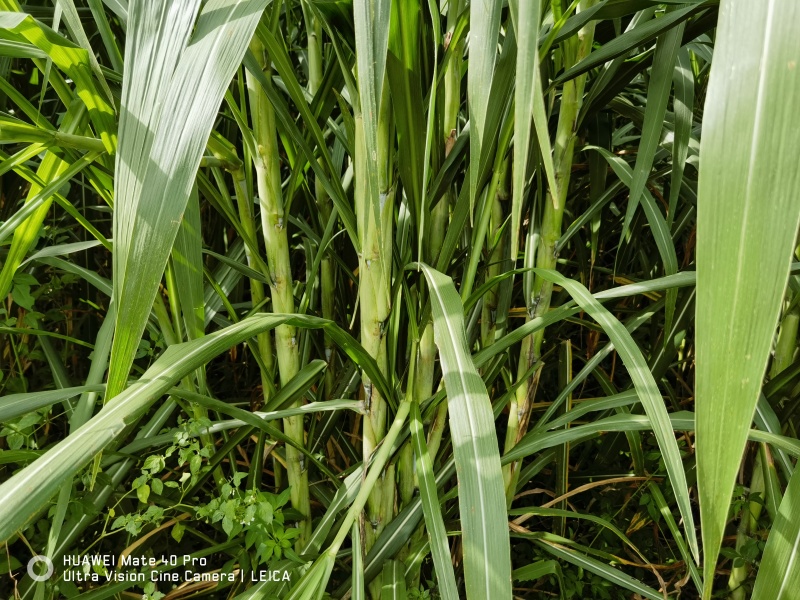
246;37;310;547
771;294;800;379
231;167;276;385
208;129;277;396
727;449;765;600
356;78;395;577
228;150;281;487
504;0;598;498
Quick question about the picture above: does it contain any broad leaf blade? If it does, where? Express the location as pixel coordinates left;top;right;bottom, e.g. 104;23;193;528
108;0;267;399
695;0;800;594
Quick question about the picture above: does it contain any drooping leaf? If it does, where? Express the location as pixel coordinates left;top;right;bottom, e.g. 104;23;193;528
0;313;382;543
528;269;698;561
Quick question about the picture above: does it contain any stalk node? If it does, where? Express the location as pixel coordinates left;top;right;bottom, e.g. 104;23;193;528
529;294;541;318
364;382;373;410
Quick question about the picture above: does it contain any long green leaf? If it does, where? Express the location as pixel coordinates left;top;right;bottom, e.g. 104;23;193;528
0;385;104;422
352;0;390;237
386;0;424;225
56;0;115;107
585;145;679;333
530;269;698;561
536;541;662;600
0;102;89;300
513;559;563;592
467;0;502;216
107;0;267;400
0;8;116;151
509;0;555;261
555;2;707;84
0;149;102;246
751;465;800;599
668;47;693;227
352;523;365;600
413;263;512;600
504;411;800;463
0;313;380;543
410;401;458;600
695;0;800;595
380;560;406;600
620;12;684;240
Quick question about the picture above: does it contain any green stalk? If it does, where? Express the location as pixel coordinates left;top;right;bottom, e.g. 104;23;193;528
356;79;395;573
215;129;281;486
317;353;416;600
504;0;598;498
231;166;276;385
246;37;310;547
231;164;282;491
771;294;800;380
208;132;276;387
